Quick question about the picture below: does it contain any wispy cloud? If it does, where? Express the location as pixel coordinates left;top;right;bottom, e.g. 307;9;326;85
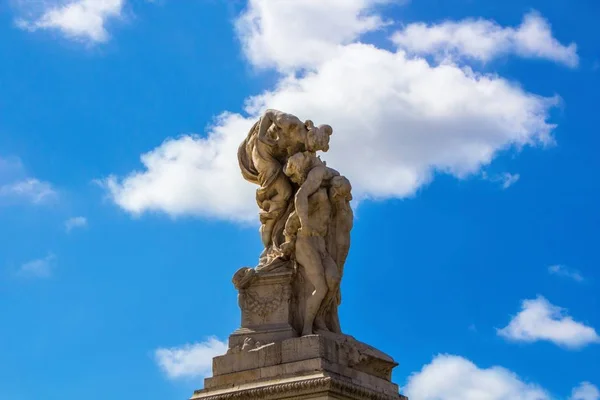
548;265;585;282
0;156;58;205
0;178;57;204
16;0;126;43
499;173;521;189
571;382;600;400
16;254;56;279
482;172;520;189
155;337;227;379
65;216;88;232
498;296;599;349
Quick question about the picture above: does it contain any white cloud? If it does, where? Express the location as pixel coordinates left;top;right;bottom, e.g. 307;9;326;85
0;156;58;205
105;2;568;220
571;382;600;400
104;117;257;221
236;0;393;71
392;11;578;67
482;172;520;189
498;296;600;349
65;216;88;232
155;337;228;379
17;0;125;43
0;178;57;204
500;173;520;189
548;265;585;282
16;254;56;278
403;354;550;400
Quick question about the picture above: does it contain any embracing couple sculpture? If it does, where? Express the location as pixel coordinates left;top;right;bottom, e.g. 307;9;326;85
237;109;353;337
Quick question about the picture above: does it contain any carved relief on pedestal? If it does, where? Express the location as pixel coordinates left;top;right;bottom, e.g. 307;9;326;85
242;285;288;319
229;266;297;349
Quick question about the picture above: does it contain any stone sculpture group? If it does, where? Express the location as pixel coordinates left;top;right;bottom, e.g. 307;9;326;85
236;109;353;337
192;109;406;400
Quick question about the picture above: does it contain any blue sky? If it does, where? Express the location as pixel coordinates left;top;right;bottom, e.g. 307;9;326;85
1;0;599;399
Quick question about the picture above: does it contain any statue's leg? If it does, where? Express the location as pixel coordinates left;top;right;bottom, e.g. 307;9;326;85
296;236;328;336
318;255;342;333
260;220;275;249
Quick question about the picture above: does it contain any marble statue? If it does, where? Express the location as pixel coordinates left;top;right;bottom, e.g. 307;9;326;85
238;110;333;268
194;109;406;400
236;110;352;336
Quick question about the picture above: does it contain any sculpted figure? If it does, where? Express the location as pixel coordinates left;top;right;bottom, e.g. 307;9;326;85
283;152;345;335
309;175;353;332
238;109;332;265
237;110;353;338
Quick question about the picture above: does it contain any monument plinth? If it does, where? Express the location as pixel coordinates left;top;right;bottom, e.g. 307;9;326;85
229;269;296;349
193;334;404;400
192;110;407;399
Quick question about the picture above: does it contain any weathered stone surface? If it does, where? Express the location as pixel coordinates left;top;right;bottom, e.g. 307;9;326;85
194;334;404;400
190;110;407;400
214;334;397;381
193;372;408;400
229;269;296;349
237;110;351;336
193;373;408;400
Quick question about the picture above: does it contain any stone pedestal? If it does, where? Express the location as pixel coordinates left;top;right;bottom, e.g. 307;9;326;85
193;267;407;400
229;269;297;350
192;334;407;400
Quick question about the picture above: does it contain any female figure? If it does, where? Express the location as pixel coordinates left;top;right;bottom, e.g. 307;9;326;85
238;110;332;265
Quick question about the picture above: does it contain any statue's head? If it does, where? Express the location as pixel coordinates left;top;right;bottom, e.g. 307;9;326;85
284;152;312;184
329;175;352;201
306;124;332;153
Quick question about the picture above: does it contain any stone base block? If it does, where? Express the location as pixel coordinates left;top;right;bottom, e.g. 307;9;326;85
230;269;297;349
192;334;407;400
192;372;407;400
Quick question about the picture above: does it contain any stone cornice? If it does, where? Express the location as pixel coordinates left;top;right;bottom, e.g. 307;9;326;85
192;376;408;400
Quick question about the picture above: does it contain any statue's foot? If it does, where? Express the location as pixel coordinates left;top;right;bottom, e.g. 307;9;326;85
301;328;313;336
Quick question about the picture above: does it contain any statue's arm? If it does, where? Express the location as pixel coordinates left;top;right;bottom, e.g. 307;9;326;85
257;109;305;147
295;166;326;235
257;110;277;145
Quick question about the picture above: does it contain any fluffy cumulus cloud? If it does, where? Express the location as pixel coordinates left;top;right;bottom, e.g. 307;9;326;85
403;354;550;400
571;382;600;400
106;1;575;220
498;296;600;349
0;156;57;205
236;0;393;71
548;265;585;282
16;0;125;43
16;253;56;278
392;12;578;67
104;115;257;221
155;338;228;379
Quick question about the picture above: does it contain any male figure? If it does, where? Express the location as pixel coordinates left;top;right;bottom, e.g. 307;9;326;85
283;152;341;335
